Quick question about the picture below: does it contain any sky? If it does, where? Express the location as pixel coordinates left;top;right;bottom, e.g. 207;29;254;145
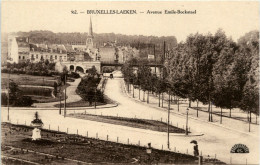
1;1;259;42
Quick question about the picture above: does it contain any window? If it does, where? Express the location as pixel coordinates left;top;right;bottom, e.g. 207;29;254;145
55;55;57;60
36;54;38;59
41;56;43;60
19;56;21;59
23;56;25;59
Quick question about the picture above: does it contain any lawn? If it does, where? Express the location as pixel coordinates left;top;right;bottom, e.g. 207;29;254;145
1;73;71;104
53;94;115;108
68;113;188;134
1;73;57;88
1;123;207;164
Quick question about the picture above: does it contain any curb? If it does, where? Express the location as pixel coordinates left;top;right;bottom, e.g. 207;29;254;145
122;81;258;138
1;103;118;111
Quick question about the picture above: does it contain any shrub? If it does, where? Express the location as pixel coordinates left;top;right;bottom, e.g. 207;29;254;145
68;72;80;79
1;92;34;107
1;93;8;105
14;96;34;107
76;76;103;105
19;87;52;97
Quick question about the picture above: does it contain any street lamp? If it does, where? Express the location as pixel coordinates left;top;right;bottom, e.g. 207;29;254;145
64;74;67;118
186;108;189;135
7;68;10;121
94;87;97;109
59;86;62;115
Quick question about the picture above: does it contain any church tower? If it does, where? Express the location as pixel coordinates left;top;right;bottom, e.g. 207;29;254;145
86;17;94;49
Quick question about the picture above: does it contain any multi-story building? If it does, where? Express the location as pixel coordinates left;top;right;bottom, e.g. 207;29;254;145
17;37;30;63
28;44;67;63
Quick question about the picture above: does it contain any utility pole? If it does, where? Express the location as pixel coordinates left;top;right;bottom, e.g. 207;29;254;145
163;41;166;63
133;84;134;98
154;44;156;74
186;108;189;135
127;76;130;93
64;75;67;118
167;89;170;149
196;51;199;118
210;101;213;122
94;87;97;109
7;69;10;121
59;85;61;115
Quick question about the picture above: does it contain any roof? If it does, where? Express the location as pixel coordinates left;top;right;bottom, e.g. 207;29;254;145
16;37;29;47
17;42;29;47
47;44;66;53
16;37;28;43
84;52;92;61
29;44;38;51
64;45;75;53
37;44;48;50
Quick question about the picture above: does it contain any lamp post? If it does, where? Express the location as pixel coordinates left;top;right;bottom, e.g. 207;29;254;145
146;143;152;163
7;69;10;121
59;86;61;115
186;108;189;135
167;88;170;149
94;87;97;109
64;74;67;118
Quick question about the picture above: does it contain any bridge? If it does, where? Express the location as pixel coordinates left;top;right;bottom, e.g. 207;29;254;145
60;61;164;74
101;61;164;67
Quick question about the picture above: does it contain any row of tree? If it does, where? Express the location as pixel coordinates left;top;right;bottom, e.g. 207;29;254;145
10;31;177;48
2;60;58;77
122;29;259;122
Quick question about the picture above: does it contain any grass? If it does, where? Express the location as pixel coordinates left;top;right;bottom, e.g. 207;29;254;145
1;123;205;164
1;73;57;88
1;73;71;104
53;99;105;108
68;113;188;134
53;94;115;108
20;87;52;97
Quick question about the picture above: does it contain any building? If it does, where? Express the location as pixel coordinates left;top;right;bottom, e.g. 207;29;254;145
69;17;100;62
29;44;67;63
7;35;20;63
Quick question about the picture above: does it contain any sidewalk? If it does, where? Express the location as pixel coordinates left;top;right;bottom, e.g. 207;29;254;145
124;82;259;137
2;78;259;164
32;78;82;108
30;77;117;109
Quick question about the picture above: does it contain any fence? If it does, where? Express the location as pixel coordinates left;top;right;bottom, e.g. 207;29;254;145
5;117;250;165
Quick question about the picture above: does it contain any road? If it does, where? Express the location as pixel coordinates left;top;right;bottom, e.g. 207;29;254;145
2;71;259;164
32;78;82;108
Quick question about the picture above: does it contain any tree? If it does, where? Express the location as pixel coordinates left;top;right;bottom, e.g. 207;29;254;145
138;64;152;102
239;30;259;119
53;82;58;97
88;66;97;77
9;80;21;105
44;59;50;66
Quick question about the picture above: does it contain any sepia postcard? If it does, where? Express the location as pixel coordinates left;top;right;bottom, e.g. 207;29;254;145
1;1;259;164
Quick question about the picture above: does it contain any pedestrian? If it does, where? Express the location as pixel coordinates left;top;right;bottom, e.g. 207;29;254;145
194;143;199;156
190;140;199;156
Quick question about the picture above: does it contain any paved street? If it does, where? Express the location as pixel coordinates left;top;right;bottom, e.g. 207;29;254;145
2;71;259;164
32;78;82;108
